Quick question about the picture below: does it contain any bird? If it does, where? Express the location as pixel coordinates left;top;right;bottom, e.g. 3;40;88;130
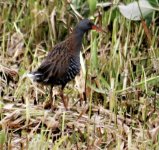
27;19;102;109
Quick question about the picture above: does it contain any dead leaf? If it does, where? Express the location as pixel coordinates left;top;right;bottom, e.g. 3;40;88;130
0;64;19;80
149;126;159;142
44;117;59;129
7;32;24;59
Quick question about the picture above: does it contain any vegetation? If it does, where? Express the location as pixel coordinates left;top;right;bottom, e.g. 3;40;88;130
0;0;159;149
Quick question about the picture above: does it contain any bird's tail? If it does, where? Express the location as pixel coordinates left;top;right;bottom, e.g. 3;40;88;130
22;72;43;82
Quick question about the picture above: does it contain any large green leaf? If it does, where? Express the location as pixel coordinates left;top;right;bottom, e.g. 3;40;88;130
118;0;159;20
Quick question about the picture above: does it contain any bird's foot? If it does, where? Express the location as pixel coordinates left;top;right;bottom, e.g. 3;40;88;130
43;100;52;109
43;99;56;110
61;95;69;110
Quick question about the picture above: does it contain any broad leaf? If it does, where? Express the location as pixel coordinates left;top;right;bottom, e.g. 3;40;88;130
118;0;158;20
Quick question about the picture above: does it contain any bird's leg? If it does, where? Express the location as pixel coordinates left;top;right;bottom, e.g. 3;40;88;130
60;85;68;109
50;85;56;110
50;85;53;103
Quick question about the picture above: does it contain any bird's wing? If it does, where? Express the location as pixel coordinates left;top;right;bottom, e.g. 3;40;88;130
35;42;70;82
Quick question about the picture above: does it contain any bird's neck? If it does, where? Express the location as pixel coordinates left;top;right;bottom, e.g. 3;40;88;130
69;29;85;56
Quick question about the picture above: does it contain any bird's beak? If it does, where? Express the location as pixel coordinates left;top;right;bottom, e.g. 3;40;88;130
92;25;106;33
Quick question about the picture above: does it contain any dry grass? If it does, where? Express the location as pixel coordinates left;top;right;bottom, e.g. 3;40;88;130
1;0;159;149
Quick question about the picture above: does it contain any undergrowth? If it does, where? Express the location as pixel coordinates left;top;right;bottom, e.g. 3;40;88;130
0;0;159;149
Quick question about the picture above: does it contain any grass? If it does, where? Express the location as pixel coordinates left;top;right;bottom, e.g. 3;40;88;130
1;0;159;149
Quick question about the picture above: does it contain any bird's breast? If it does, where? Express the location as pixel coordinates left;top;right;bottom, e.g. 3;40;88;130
64;57;80;82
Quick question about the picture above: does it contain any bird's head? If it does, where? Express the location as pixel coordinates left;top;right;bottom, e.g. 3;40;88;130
75;19;103;33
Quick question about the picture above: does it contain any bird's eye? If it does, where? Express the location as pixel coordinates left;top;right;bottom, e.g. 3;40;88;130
88;22;93;26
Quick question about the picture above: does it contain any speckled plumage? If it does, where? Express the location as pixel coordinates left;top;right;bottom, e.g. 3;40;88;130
32;37;81;89
29;19;100;109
